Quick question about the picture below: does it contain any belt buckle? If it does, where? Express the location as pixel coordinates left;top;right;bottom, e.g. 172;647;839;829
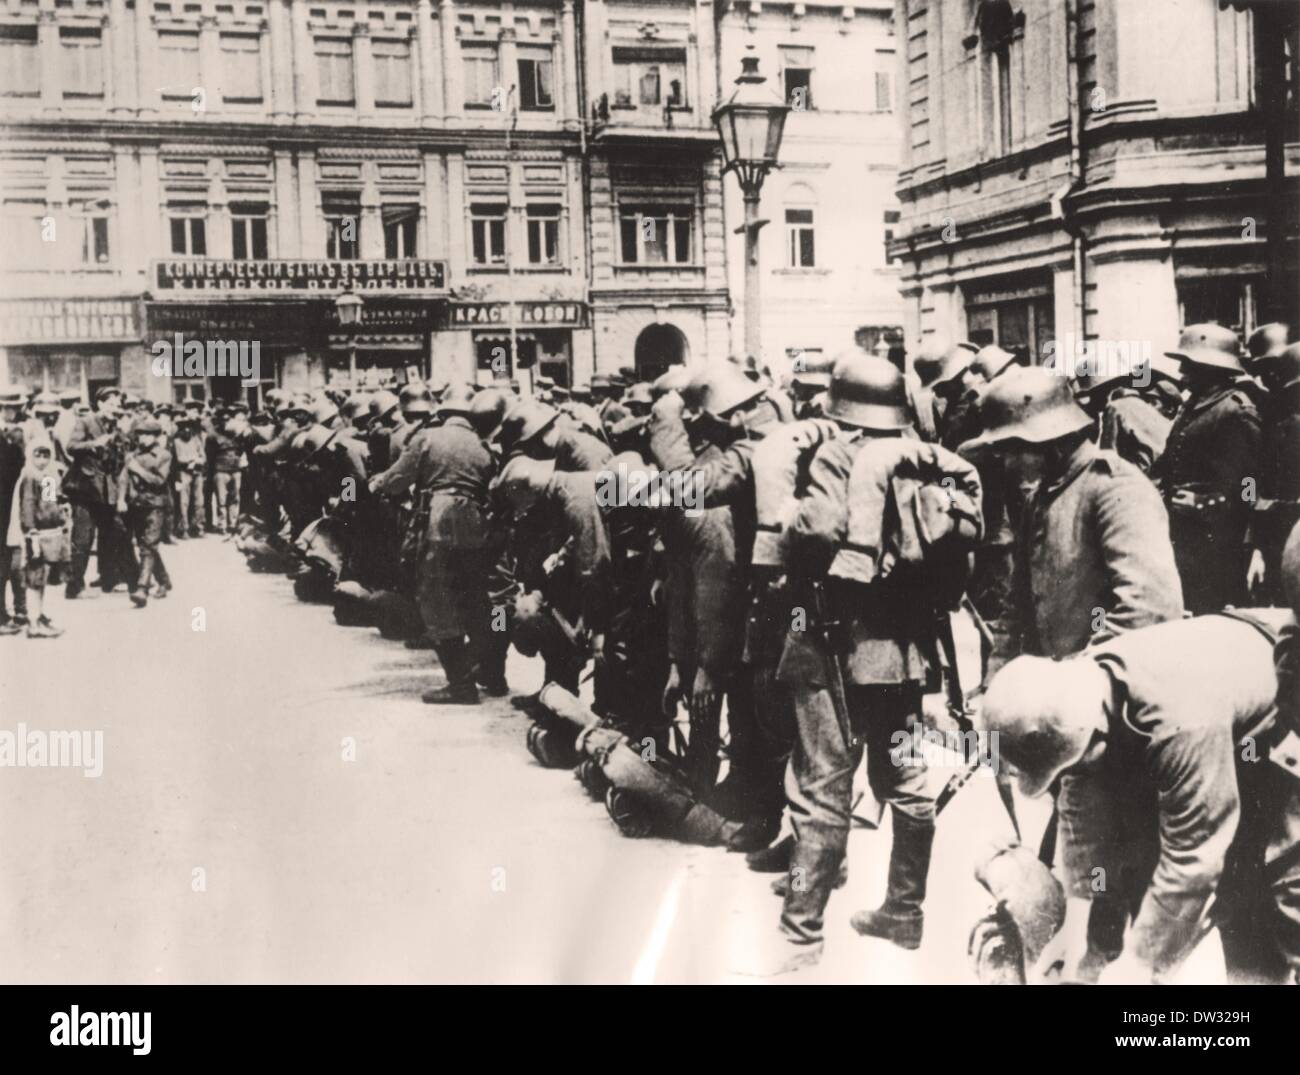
1169;489;1197;508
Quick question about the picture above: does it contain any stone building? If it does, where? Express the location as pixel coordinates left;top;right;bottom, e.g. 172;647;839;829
718;0;903;378
890;0;1298;365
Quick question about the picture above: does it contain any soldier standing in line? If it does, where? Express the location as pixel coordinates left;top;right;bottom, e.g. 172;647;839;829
1154;323;1262;614
371;382;496;706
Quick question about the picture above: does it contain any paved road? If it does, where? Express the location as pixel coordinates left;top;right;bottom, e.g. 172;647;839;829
0;535;1041;984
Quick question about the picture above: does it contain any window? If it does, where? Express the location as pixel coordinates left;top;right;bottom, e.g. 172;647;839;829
373;38;412;107
883;209;900;266
874;64;894;112
611;47;687;111
158;30;200;99
517;48;554;110
60;27;104;99
470;203;507;266
993;43;1012;153
782;46;814;111
785;208;815;269
221;33;263;104
526;204;561;266
619;205;692;265
316;37;355;105
231;207;268;261
72;205;110;265
324;196;360;259
463;44;499;108
0;25;39;98
382;205;418;259
169;213;207;256
975;1;1019;156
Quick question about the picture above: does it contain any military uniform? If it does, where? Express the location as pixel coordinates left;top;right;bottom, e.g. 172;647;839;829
1057;612;1300;982
1155;382;1261;612
1253;383;1300;599
1098;390;1171;475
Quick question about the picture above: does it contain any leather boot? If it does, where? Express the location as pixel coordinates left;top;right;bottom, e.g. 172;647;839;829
734;840;842;977
745;833;794;874
849;809;934;950
423;639;480;705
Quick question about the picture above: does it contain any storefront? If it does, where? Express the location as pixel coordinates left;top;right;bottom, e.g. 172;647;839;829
964;275;1055;366
148;258;449;400
445;300;589;386
0;297;144;402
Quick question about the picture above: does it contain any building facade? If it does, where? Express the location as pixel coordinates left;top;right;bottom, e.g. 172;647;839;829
718;0;903;378
891;0;1298;365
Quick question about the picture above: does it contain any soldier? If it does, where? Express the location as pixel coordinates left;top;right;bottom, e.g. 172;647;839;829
1247;341;1300;601
1154;323;1262;613
65;386;136;598
371;382;496;705
929;342;983;452
740;351;980;975
982;611;1300;984
788;352;835;420
117;417;173;607
1072;354;1182;475
961;366;1184;667
208;409;244;535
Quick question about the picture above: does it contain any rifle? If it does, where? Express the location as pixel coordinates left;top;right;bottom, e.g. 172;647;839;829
810;581;855;751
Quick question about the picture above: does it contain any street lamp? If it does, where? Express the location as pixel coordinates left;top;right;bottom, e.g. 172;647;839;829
335;287;364;386
713;48;789;365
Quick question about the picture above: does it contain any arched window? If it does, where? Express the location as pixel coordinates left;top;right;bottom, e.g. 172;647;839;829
964;1;1022;157
784;183;817;270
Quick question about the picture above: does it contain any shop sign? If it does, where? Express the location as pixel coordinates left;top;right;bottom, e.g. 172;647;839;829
153;259;448;293
448;301;587;329
0;298;140;345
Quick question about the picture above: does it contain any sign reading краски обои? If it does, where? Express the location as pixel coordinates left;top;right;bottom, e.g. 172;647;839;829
152;259;449;292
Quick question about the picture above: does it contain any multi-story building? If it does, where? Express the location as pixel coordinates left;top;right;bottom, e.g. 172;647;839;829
717;0;903;377
891;0;1298;364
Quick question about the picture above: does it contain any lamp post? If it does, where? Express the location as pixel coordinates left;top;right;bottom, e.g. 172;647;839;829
712;49;789;365
335;287;363;386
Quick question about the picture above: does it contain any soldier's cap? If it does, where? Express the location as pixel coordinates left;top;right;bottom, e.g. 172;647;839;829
135;417;164;435
961;366;1092;452
96;386;123;404
0;384;26;406
979;654;1110;798
1165;322;1244;374
58;389;82;404
1246;322;1293;369
32;391;60;413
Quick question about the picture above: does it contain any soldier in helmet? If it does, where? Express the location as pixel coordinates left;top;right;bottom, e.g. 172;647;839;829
982;610;1300;984
1247;340;1300;600
739;349;980;976
928;342;983;451
963;365;1185;970
1072;354;1182;475
1153;323;1262;613
788;352;835;421
371;381;496;704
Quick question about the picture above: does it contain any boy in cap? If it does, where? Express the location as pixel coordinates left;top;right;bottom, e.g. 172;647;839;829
117;418;173;606
15;435;68;637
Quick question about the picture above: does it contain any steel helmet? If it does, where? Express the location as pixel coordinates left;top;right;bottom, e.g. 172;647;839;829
909;342;949;389
1165;322;1243;374
367;390;400;428
823;348;912;431
32;391;60;414
972;344;1019;382
438;381;477;416
469;387;510;439
342;393;371;424
1246;322;1292;370
302;423;339;459
311;394;340;425
790;351;836;389
696;363;765;420
623;382;654;409
494;455;555;517
652;366;692;398
979;654;1110;798
961;366;1092;452
399;382;434;419
498;400;559;451
930;342;981;393
1269;342;1300;391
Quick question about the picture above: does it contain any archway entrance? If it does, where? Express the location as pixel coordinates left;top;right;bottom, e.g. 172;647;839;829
633;323;688;382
